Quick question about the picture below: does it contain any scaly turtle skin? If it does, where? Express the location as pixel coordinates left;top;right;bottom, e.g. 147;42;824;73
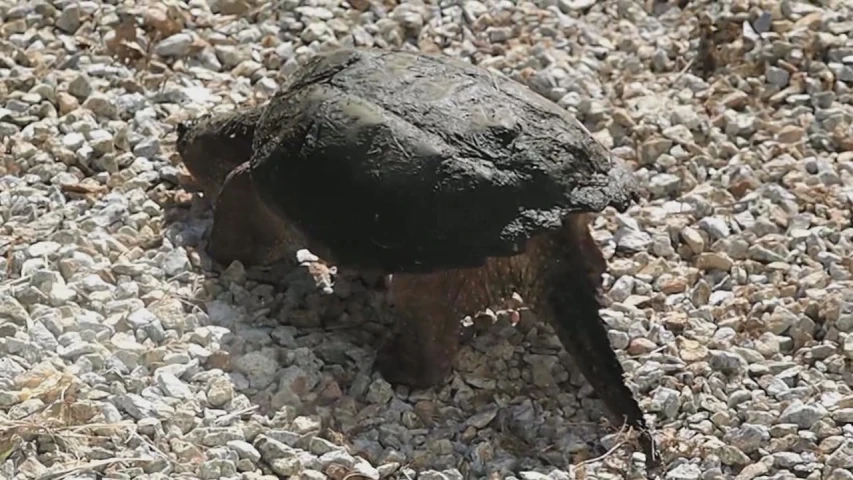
176;107;317;269
177;48;659;468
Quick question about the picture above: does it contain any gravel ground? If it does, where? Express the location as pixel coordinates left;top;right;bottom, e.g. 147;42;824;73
2;0;853;479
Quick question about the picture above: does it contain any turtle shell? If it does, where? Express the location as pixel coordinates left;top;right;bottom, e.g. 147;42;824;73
248;48;641;273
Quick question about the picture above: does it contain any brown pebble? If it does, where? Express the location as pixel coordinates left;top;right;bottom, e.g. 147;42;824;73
696;252;734;271
776;125;805;144
659;275;688;294
627;337;657;355
56;92;79;115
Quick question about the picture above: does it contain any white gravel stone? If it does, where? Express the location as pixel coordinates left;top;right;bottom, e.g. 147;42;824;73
155;32;195;57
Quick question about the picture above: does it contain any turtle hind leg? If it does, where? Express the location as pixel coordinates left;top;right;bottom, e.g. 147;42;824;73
374;271;467;390
537;213;660;468
208;164;309;268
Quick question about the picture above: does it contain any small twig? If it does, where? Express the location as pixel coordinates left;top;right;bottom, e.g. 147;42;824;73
576;423;631;467
213;404;259;426
669;56;695;91
39;457;150;480
129;431;173;464
342;473;370;480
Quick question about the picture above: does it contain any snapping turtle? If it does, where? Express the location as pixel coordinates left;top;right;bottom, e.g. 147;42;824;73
177;48;659;466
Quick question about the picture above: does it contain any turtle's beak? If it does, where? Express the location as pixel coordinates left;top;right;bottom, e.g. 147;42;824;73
175;120;197;155
176;121;191;140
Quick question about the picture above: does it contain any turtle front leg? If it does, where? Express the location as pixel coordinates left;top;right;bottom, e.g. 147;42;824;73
208;163;312;268
532;213;661;468
375;257;531;389
374;271;465;389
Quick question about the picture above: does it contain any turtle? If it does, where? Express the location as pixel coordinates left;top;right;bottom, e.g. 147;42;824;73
176;47;660;467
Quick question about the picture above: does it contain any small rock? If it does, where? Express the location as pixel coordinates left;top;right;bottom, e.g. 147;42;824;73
614;227;652;252
113;393;155;420
843;335;853;359
696;252;733;271
779;402;828;428
162;248;191;276
709;350;746;374
650;387;680;419
68;74;93;99
233;350;279;390
366;378;395;404
666;463;701;480
627;337;657;355
728;423;770;453
719;445;751;466
681;226;706;254
155;32;194;57
207;376;234;407
765;66;790;86
83;93;118;118
227;440;261;463
828;468;853;480
270;457;303;476
0;297;30;325
156;370;193;398
777;125;805;144
833;408;853;423
56;4;82;33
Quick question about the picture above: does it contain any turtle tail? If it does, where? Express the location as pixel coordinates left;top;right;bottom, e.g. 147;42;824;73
544;213;660;468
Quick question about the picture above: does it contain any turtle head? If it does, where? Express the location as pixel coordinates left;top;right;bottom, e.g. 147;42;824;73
606;156;646;212
173;110;258;199
176;120;192;142
174;115;208;157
